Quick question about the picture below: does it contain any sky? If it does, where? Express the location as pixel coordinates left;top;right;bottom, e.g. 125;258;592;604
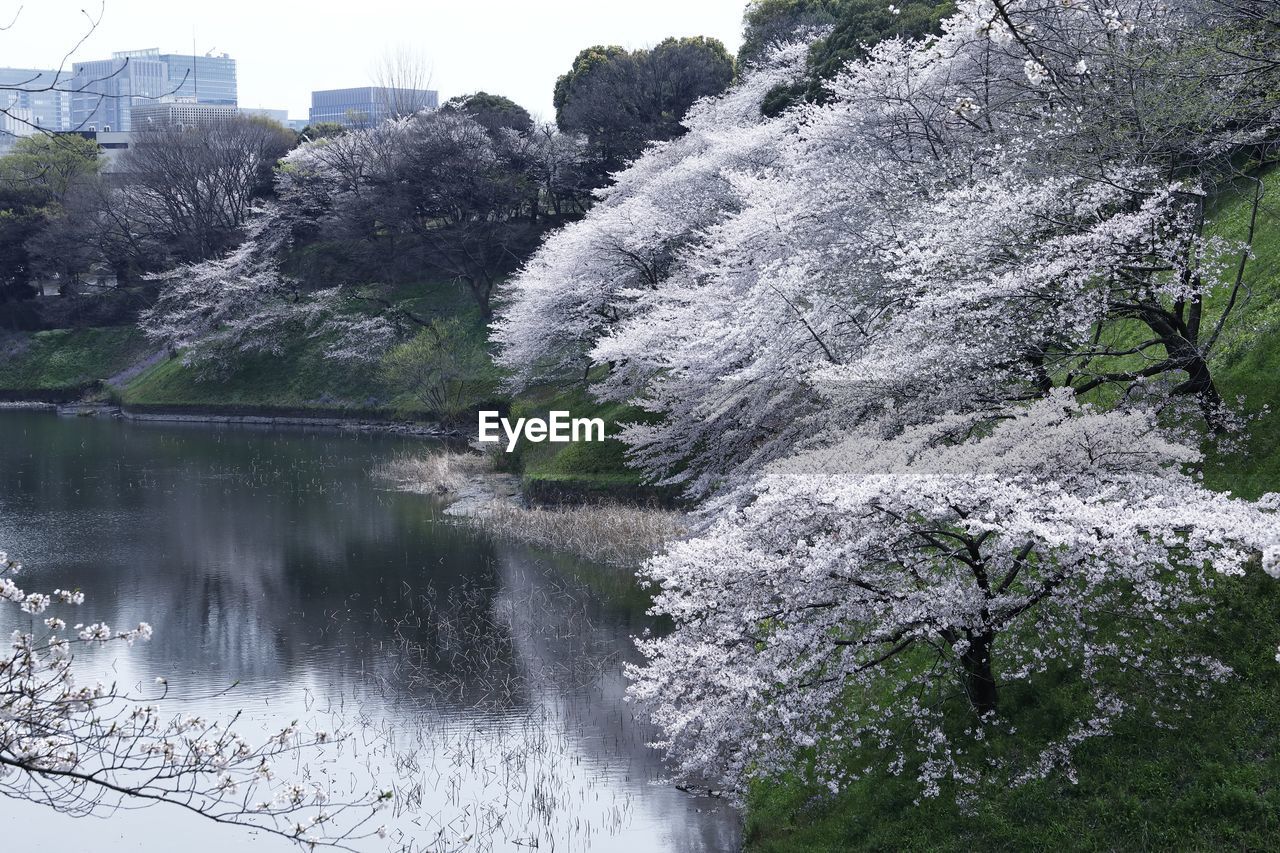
0;0;748;123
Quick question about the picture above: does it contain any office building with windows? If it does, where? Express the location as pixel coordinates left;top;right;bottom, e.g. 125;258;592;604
67;49;237;132
159;53;237;105
308;86;438;128
0;68;73;137
70;50;168;132
132;100;239;129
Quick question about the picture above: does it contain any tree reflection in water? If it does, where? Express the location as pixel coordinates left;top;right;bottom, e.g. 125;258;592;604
0;411;739;852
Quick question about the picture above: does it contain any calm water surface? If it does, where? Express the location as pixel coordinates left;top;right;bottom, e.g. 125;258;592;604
0;410;739;852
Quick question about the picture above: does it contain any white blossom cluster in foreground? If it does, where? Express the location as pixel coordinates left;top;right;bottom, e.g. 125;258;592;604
496;0;1280;799
631;395;1279;796
0;553;388;846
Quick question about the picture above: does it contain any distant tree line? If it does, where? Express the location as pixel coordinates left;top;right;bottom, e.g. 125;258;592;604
1;31;738;333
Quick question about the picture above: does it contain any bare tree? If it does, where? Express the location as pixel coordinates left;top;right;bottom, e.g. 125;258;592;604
118;115;295;262
371;45;435;120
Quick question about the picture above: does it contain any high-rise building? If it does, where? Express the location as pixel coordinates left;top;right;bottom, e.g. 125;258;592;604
308;86;438;128
0;68;73;135
67;49;237;132
159;53;237;105
70;50;168;132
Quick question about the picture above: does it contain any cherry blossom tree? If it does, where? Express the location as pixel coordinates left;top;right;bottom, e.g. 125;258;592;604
138;201;407;376
0;552;389;847
499;0;1280;496
492;42;810;393
628;395;1280;798
495;0;1280;803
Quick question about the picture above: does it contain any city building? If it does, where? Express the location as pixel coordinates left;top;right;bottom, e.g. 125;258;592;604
132;100;238;129
67;49;237;132
308;86;438;128
0;106;34;151
159;52;236;105
0;68;73;137
69;50;169;132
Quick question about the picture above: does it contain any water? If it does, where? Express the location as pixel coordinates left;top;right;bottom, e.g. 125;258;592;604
0;411;740;852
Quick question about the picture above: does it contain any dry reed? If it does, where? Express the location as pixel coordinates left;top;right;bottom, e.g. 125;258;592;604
378;451;686;565
473;500;686;566
375;451;488;495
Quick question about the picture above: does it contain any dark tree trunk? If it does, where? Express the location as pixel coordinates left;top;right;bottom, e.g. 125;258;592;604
470;277;493;320
961;633;998;716
1173;351;1227;434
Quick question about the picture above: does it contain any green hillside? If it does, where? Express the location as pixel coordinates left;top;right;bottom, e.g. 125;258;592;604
0;327;152;393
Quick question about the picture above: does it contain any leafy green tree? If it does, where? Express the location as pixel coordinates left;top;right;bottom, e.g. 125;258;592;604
738;0;844;68
441;92;534;139
554;37;734;185
0;135;100;301
298;122;347;141
0;134;100;201
744;0;955;115
382;317;497;421
0;187;45;302
811;0;954;82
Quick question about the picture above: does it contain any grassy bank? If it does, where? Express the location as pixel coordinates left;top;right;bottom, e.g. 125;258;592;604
120;333;392;413
745;572;1280;851
0;326;153;396
1203;172;1280;499
118;281;503;419
504;382;679;505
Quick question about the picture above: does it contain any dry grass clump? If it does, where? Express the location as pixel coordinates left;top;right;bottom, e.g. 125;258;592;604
377;451;686;565
375;451;488;495
473;500;687;566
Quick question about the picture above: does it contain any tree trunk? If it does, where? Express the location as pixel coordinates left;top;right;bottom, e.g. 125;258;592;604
1174;352;1227;434
470;278;493;320
961;633;998;716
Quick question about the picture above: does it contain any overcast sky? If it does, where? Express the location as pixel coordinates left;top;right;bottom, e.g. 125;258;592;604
1;0;747;123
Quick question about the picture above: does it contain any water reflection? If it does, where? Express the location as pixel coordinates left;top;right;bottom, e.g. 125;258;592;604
0;412;739;851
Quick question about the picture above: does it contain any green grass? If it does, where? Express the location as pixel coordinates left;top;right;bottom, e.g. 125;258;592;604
745;168;1280;851
746;573;1280;852
506;380;673;502
122;280;503;419
1203;171;1280;499
0;326;153;391
121;333;387;412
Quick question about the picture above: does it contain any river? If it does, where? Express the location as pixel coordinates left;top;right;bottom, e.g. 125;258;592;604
0;410;740;852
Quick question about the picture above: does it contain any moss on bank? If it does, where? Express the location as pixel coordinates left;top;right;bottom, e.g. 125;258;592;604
504;382;680;505
0;327;153;395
